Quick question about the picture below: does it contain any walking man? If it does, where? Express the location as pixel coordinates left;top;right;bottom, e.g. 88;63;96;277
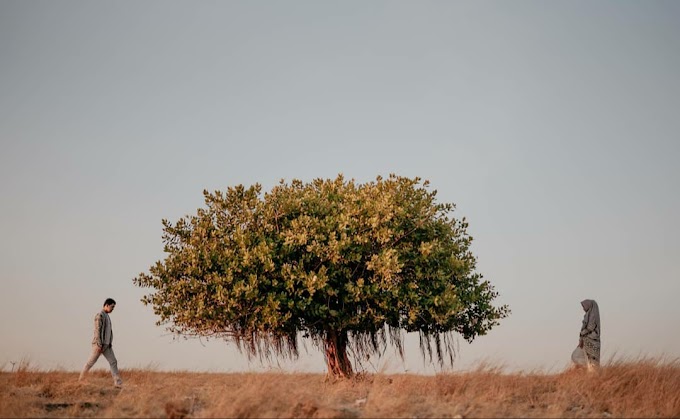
79;298;123;387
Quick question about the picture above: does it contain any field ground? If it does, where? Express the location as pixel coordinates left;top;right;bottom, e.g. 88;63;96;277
1;358;679;418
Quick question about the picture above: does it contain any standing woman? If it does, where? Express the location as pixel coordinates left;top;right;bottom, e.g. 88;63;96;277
579;299;601;368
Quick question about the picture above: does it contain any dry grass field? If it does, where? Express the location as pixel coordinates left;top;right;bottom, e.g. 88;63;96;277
1;358;679;418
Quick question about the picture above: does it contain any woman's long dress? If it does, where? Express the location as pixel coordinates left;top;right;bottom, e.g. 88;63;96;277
580;299;601;366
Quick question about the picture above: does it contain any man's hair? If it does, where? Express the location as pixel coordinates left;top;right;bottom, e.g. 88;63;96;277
104;298;116;307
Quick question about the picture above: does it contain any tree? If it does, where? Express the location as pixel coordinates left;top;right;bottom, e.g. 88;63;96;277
133;174;509;378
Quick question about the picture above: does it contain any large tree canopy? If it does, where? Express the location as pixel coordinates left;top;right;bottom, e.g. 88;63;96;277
133;174;509;377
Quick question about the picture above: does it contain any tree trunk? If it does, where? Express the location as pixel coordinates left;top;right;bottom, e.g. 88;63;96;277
324;330;353;378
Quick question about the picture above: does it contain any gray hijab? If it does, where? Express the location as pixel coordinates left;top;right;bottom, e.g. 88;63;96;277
581;299;600;335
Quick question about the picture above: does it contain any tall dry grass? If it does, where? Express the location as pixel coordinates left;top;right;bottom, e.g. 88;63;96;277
1;357;678;418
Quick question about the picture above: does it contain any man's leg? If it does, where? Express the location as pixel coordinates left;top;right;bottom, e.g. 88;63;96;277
101;346;123;386
79;345;101;381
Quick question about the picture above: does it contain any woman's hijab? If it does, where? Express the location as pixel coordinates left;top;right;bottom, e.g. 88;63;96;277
581;299;600;336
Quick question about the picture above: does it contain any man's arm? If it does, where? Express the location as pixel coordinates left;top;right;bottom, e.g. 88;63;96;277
94;312;104;351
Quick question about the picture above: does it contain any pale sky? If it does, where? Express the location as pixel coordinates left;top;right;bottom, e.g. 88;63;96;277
1;1;679;374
